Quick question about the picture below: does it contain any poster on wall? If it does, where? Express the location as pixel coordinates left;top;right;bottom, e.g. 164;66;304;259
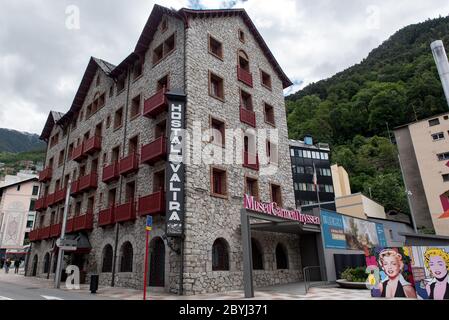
320;210;387;250
365;247;417;298
408;246;449;300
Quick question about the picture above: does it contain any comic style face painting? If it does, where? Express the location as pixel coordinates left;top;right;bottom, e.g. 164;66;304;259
365;247;417;299
410;246;449;300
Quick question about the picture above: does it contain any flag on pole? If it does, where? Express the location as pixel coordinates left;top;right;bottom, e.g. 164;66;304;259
312;163;318;191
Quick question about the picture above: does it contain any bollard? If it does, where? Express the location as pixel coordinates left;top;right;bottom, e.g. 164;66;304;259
90;274;99;294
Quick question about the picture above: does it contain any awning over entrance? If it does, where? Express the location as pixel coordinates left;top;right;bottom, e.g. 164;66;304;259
59;233;92;254
250;221;321;234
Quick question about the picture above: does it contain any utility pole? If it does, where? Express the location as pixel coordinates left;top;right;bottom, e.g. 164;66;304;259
55;180;71;288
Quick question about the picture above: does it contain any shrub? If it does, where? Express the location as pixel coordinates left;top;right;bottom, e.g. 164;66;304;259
341;267;367;282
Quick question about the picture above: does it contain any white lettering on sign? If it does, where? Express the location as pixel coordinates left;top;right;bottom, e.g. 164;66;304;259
243;194;320;225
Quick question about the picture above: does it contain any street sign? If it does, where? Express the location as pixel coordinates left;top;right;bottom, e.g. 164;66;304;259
146;216;153;231
56;239;78;248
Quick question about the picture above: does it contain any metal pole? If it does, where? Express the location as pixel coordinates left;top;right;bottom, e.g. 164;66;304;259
241;209;254;298
313;162;321;210
143;229;149;300
55;179;71;288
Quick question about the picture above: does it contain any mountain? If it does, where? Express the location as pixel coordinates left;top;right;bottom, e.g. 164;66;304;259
0;128;46;153
285;16;449;224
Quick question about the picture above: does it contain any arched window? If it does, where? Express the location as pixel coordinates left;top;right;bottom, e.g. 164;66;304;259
43;253;50;273
212;238;229;271
276;243;289;269
102;244;114;273
251;238;264;270
238;50;250;72
120;241;133;272
32;255;38;276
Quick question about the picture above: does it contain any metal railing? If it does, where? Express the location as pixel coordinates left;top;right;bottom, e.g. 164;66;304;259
303;265;326;294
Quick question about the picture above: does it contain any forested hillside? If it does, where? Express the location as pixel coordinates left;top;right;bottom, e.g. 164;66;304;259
286;16;449;216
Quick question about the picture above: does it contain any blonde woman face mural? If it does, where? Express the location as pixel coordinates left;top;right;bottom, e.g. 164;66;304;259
377;249;417;298
424;248;449;300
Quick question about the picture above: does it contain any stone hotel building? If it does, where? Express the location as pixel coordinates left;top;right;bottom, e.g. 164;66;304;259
27;5;306;294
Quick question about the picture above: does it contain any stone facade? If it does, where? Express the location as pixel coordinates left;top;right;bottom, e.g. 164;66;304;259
28;6;302;295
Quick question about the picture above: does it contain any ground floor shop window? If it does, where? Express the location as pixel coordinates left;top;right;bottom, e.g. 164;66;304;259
102;244;113;272
119;241;133;272
212;238;229;271
276;243;289;269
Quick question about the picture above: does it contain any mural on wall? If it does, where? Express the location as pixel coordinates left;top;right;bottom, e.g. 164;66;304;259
409;246;449;300
365;247;417;298
321;209;387;250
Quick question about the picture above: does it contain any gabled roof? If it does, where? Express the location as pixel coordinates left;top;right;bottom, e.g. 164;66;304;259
57;57;116;127
0;177;38;191
39;111;64;141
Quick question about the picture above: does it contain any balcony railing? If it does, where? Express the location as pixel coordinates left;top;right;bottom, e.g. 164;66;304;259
102;162;119;183
38;167;52;182
54;188;67;204
65;218;74;233
73;211;94;232
83;136;102;155
98;206;115;227
237;66;253;87
114;201;136;223
29;229;40;242
35;197;47;212
119;153;139;176
243;151;259;171
71;143;85;162
45;193;56;208
39;226;51;240
138;191;165;216
78;172;98;192
70;180;80;195
240;107;256;127
143;87;167;118
50;223;62;238
141;137;167;165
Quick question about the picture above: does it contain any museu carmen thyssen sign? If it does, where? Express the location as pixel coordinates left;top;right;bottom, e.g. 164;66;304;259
243;194;321;225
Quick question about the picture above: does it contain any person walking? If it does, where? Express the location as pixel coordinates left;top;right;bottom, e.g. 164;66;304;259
0;258;4;269
5;258;11;274
14;259;20;274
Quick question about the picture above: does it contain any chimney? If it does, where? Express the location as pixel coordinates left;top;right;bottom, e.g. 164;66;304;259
431;40;449;108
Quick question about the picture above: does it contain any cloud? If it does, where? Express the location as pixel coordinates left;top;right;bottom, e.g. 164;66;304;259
1;0;448;134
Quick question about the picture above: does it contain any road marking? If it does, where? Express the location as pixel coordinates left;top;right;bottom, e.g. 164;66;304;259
41;295;64;300
0;296;13;300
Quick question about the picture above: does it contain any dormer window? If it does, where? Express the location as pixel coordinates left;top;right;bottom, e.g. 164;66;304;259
239;29;245;43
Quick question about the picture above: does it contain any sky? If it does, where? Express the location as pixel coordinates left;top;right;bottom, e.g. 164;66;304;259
0;0;448;135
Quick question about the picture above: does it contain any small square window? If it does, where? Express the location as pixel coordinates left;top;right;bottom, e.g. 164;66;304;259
270;184;282;207
209;72;224;101
443;174;449;182
264;103;275;125
208;35;223;59
211;167;227;197
153;44;164;65
130;95;141;119
114;107;124;129
245;176;259;199
429;118;440;126
211;118;225;147
261;70;272;89
239;29;245;42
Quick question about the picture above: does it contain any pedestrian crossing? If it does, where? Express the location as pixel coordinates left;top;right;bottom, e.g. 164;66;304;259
0;295;64;300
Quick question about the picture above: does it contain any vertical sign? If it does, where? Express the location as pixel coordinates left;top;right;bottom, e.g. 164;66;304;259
165;90;186;237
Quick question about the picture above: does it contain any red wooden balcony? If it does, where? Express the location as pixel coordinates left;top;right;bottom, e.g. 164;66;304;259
83;136;102;155
141;137;167;165
29;229;40;242
73;211;94;232
71;143;85;162
240;107;256;127
138;191;165;216
65;218;74;233
119;153;139;176
39;226;51;240
78;172;98;192
50;223;62;238
143;88;167;118
38;167;52;182
237;66;253;87
98;206;115;227
114;202;136;223
35;197;47;212
243;151;259;171
102;162;119;183
54;188;67;204
70;180;80;195
45;193;56;207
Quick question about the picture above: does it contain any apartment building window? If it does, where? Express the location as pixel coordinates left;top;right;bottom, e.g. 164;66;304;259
443;174;449;182
116;75;126;94
86;103;92;118
98;93;105;108
50;134;59;148
111;146;120;163
264;103;275;126
155;120;166;138
48;157;54;170
126;181;136;203
16;184;21;191
266;140;278;164
238;50;250;72
208;35;223;59
58;149;65;167
432;132;445;141
160;17;168;33
157;75;169;91
210;118;225;147
238;29;245;43
209;72;224;101
109;86;114;98
153;44;164;64
245;176;259;199
133;55;144;79
75;201;82;217
240;89;253;111
429;118;440;126
130;95;141;119
153;170;165;192
114;107;123;129
270;184;282;206
108;188;117;207
211;167;227;198
128;136;139;155
32;185;39;195
106;115;111;129
260;70;272;90
164;33;175;54
79;110;84;123
437;152;449;161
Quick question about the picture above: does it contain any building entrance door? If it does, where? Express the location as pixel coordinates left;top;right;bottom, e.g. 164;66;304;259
149;237;165;287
